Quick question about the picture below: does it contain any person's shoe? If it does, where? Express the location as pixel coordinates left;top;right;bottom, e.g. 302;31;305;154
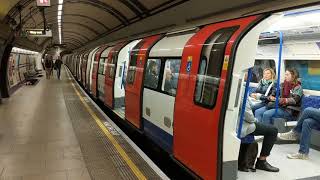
287;152;309;160
278;130;299;141
238;167;249;172
255;159;279;172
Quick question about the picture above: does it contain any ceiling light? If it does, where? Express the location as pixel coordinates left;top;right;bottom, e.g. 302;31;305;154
58;5;62;11
58;11;62;16
58;0;64;4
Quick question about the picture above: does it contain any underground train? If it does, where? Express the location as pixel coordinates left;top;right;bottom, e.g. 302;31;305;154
7;48;38;91
64;6;320;180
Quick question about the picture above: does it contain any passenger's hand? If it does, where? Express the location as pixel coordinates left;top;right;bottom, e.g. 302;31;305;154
279;98;287;105
251;93;257;99
269;96;276;101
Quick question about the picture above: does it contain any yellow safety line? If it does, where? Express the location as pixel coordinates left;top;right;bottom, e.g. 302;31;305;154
66;69;147;180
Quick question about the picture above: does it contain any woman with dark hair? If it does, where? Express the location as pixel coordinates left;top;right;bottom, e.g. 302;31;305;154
255;68;303;124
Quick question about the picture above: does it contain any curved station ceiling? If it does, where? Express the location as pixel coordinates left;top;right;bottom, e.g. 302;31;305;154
1;0;319;52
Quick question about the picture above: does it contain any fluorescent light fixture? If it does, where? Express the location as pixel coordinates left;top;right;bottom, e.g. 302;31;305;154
57;1;63;44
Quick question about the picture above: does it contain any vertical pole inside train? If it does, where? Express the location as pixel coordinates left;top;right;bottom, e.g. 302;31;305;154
237;68;253;138
273;31;283;123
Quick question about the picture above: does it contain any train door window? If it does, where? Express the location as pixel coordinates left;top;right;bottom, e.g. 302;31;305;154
194;26;239;108
285;60;320;91
195;57;208;102
251;59;276;83
127;40;145;84
144;59;161;89
108;53;117;78
161;59;181;96
98;58;106;74
119;66;123;77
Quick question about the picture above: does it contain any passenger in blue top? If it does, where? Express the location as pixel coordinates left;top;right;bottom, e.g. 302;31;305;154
249;68;275;114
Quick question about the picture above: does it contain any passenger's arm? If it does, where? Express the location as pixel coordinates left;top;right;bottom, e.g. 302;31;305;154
280;86;303;106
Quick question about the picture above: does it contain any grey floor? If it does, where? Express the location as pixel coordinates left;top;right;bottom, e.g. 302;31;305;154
0;71;91;179
238;143;320;180
0;68;162;180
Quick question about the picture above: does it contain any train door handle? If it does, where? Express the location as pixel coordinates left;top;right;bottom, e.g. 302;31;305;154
164;117;171;128
146;107;151;116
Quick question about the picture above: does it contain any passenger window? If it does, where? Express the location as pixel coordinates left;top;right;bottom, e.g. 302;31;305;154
194;26;238;108
251;59;276;83
108;53;117;78
161;59;181;96
98;58;106;74
195;57;207;102
127;40;145;84
144;59;161;89
285;60;320;91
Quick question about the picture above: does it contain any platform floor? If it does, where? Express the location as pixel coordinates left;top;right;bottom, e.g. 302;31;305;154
0;67;162;180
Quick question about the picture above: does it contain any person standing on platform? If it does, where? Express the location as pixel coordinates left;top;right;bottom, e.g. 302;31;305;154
55;56;63;80
44;55;53;79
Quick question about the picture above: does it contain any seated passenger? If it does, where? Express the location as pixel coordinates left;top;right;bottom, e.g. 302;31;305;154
239;98;279;172
145;61;159;88
249;68;275;113
255;68;303;124
164;69;175;95
278;107;320;159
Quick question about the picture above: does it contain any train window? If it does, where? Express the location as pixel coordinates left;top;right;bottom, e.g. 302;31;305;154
194;26;239;108
161;59;181;96
119;66;123;77
285;60;320;91
98;58;106;74
144;59;161;89
195;57;208;102
251;59;276;83
127;40;145;84
107;53;117;78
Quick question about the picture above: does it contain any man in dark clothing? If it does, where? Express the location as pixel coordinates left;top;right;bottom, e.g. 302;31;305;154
55;57;63;80
44;55;53;79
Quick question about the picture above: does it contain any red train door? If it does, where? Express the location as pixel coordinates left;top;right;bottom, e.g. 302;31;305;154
173;15;262;179
125;35;163;129
104;42;127;109
81;53;88;86
92;45;108;98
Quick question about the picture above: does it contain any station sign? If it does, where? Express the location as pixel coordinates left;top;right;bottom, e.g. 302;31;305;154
36;0;51;7
25;29;52;37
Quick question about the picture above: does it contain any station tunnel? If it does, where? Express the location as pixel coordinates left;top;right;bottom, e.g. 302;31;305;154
0;0;320;180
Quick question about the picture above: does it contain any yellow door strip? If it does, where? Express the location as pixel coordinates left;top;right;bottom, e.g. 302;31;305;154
67;70;147;180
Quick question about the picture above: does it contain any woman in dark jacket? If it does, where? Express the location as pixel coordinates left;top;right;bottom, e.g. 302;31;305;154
255;68;303;124
249;68;275;113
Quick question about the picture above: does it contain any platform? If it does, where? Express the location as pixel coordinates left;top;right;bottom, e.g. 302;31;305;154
0;67;165;180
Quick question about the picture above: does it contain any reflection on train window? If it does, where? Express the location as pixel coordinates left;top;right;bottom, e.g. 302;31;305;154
195;57;207;101
251;59;276;83
127;40;144;84
108;54;117;78
98;58;106;74
144;59;161;89
162;59;181;96
194;26;238;108
285;60;320;91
